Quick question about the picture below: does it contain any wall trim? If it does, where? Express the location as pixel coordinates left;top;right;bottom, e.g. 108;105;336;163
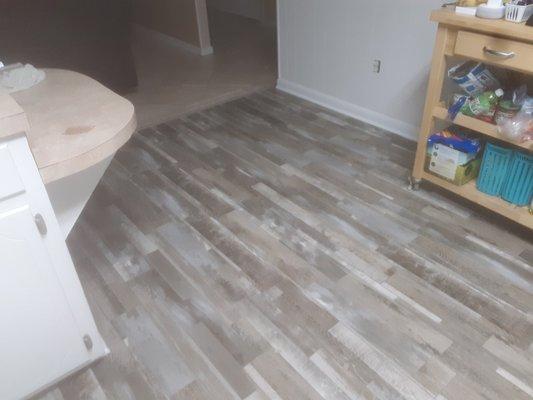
195;0;213;52
276;0;281;80
276;79;418;141
132;24;214;56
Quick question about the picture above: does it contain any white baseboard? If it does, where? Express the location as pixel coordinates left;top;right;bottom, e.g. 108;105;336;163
132;24;214;56
199;46;215;56
276;79;418;141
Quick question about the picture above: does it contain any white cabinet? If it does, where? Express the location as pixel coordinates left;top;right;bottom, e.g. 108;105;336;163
0;206;92;397
0;135;107;400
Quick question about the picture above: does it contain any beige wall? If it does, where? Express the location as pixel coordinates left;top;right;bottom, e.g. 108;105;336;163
207;0;276;24
133;0;211;50
263;0;277;25
278;0;444;141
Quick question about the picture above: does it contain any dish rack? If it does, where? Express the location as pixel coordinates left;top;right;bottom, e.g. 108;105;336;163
505;3;533;23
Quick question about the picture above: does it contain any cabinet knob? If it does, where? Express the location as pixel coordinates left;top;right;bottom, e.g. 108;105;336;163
34;213;48;236
83;335;93;351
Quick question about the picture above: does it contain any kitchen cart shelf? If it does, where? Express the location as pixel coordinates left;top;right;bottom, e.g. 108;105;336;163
412;8;533;229
422;172;533;229
433;104;532;152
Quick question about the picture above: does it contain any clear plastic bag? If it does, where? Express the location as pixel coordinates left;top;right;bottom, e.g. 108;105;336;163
498;96;533;143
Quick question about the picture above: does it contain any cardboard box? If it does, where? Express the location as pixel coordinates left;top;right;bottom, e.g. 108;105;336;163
425;143;481;185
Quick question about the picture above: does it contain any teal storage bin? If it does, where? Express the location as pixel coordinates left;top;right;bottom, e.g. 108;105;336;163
477;143;513;196
502;151;533;206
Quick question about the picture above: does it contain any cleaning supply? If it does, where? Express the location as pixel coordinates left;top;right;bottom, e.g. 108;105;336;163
459;89;504;123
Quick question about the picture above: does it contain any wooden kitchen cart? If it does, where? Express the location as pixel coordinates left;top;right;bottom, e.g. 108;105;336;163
411;8;533;230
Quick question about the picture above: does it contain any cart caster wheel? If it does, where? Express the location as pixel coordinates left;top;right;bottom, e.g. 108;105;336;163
408;177;421;191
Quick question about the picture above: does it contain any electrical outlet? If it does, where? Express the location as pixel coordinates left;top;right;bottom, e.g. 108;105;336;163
373;59;381;74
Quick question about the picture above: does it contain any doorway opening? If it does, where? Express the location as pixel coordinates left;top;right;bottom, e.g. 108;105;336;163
128;0;278;128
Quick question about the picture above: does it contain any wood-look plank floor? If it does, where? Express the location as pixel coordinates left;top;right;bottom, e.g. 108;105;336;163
37;90;533;400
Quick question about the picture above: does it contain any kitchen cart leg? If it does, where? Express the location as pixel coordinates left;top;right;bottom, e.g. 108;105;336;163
408;176;421;191
412;25;451;181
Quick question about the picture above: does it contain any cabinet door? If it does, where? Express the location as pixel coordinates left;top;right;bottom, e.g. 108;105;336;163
0;205;90;400
0;135;107;400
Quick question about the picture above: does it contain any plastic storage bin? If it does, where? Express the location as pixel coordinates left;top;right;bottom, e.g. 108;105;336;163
505;4;533;23
477;143;513;196
501;151;533;206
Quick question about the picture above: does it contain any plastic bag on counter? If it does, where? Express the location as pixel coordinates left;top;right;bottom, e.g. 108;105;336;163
497;96;533;143
0;63;46;93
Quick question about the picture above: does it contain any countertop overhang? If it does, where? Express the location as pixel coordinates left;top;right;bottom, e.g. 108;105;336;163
1;69;136;184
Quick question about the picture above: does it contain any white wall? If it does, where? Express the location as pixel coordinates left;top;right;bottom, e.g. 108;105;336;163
277;0;446;140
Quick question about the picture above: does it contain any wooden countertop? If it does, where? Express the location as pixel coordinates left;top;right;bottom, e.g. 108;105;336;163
8;69;136;183
431;8;533;42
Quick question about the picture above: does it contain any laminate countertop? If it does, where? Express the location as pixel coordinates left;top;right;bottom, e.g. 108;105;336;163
1;69;136;184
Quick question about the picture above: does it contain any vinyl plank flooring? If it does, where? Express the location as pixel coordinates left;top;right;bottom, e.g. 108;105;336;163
36;89;532;400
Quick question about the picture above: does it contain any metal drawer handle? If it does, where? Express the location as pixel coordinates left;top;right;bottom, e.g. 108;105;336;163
34;213;47;236
483;46;515;59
